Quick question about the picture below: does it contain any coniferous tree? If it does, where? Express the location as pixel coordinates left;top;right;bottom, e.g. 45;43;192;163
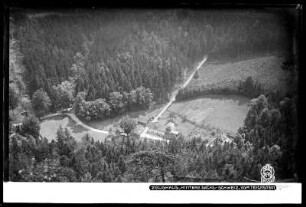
32;88;51;118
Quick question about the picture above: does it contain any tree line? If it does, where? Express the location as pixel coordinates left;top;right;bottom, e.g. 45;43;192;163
176;76;265;101
73;86;153;122
8;92;298;182
11;9;291;106
8;9;298;182
30;82;153;122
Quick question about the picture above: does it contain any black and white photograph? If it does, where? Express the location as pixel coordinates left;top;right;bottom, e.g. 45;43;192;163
3;0;303;204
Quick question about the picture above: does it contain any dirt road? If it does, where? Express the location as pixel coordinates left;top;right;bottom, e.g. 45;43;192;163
141;56;208;139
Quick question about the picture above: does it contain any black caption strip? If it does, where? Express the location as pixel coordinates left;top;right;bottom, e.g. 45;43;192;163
149;185;277;190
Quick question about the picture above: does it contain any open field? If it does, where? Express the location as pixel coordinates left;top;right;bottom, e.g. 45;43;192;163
40;56;285;142
153;94;250;140
189;56;291;94
40;115;108;142
84;56;259;140
83;94;250;141
8;9;299;185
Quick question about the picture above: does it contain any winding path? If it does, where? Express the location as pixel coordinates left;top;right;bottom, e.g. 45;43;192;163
41;109;109;135
41;56;207;141
66;113;109;134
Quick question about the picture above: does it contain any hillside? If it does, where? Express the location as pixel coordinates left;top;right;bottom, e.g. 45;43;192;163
187;56;292;96
11;9;291;106
9;26;26;95
9;23;32;124
8;9;299;185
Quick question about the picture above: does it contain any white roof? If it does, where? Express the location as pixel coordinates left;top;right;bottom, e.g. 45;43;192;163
171;131;179;135
167;122;175;128
166;122;179;134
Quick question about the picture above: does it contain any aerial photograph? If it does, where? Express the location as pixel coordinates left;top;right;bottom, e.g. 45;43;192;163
8;7;299;183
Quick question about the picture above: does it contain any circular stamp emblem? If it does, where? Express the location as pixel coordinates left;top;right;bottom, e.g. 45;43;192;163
261;164;275;183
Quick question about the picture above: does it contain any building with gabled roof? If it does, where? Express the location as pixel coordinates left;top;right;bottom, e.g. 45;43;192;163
166;121;179;135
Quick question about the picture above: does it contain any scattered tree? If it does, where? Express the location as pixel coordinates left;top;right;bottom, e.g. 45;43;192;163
194;71;199;79
19;115;40;139
32;88;51;118
51;80;75;110
119;116;137;136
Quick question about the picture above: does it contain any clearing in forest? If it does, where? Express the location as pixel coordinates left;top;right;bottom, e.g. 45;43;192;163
189;56;290;94
153;94;250;140
40;115;108;142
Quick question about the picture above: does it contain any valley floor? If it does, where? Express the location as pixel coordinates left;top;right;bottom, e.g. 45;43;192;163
40;55;289;142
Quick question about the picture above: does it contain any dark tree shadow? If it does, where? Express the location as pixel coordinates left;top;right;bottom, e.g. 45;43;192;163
176;94;250;106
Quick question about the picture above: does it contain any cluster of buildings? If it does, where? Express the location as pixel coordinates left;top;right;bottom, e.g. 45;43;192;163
206;132;233;147
137;115;179;138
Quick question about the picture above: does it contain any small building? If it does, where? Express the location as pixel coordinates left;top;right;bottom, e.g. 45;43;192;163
219;133;232;145
20;111;28;116
166;121;179;135
226;132;236;139
138;115;149;126
147;128;164;137
120;132;128;137
206;133;232;147
12;123;23;132
61;108;71;113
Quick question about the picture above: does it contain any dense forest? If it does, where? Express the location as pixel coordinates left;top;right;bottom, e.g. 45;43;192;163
8;93;298;182
10;9;292;111
8;9;299;182
73;86;154;122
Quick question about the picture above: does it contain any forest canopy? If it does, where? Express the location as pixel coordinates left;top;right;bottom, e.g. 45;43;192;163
8;9;299;183
11;9;293;108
